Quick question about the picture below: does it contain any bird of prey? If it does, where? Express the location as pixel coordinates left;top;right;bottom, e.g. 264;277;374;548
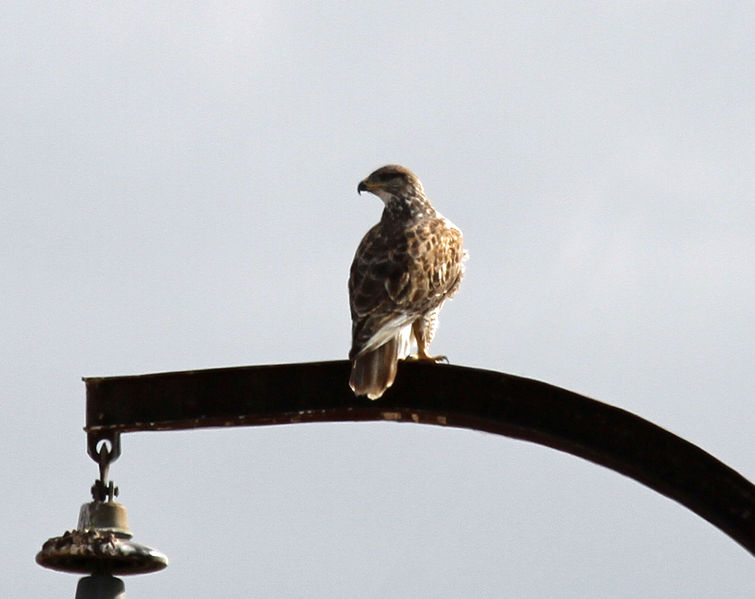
348;165;466;399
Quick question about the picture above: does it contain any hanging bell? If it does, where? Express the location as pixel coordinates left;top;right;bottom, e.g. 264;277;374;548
38;433;168;577
36;497;168;576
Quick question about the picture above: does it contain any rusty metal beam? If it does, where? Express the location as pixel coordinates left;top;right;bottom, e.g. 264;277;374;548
84;360;755;555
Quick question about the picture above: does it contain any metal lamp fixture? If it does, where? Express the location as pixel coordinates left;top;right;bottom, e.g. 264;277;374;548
36;432;167;597
35;360;755;596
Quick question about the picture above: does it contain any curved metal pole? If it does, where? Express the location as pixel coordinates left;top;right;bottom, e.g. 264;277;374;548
84;360;755;555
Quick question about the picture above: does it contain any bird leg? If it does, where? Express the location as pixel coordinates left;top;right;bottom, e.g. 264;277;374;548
405;311;448;363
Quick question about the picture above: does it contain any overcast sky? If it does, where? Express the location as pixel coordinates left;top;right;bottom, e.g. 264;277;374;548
3;2;754;597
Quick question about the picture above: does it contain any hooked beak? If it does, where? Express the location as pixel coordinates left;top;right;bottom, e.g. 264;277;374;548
357;179;385;195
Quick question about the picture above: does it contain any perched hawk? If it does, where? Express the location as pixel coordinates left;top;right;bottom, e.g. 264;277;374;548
348;165;466;399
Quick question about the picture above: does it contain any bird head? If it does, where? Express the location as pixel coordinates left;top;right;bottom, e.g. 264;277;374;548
357;165;424;204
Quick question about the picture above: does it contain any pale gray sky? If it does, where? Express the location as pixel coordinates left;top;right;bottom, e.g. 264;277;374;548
3;2;754;597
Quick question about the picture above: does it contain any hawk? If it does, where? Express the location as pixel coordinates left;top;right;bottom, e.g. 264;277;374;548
348;165;466;399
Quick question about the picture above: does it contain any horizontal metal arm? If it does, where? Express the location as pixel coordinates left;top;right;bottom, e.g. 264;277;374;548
84;360;755;555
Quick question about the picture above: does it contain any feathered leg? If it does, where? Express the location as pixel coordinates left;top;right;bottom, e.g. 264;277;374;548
408;306;447;362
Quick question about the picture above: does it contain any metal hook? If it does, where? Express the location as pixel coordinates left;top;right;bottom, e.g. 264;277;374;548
87;431;121;466
87;432;121;502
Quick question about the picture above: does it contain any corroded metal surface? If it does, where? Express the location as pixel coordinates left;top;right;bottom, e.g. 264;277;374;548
77;501;130;538
84;360;755;555
36;529;167;575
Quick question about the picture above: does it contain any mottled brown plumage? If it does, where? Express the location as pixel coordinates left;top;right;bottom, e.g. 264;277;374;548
348;165;466;399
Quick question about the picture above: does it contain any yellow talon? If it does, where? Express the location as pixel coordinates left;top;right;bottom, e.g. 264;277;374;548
405;353;448;363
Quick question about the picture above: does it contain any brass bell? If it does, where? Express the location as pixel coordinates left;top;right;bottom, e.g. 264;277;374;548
37;433;167;597
36;498;168;576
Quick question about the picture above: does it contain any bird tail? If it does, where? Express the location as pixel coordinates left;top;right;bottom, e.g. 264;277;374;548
349;337;399;400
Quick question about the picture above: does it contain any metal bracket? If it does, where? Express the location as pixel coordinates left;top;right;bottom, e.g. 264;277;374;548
87;431;121;502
